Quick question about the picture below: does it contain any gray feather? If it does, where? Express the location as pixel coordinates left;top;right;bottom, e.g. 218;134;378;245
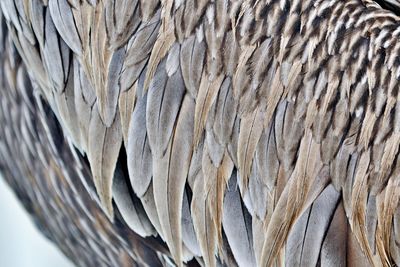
146;59;185;157
223;171;256;267
48;0;82;55
180;34;206;98
112;162;156;237
182;187;201;256
285;185;341;267
127;92;152;197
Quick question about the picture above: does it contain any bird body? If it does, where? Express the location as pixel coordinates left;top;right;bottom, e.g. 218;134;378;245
1;0;400;266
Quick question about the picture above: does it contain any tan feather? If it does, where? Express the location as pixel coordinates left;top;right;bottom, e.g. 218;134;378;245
376;178;400;265
203;150;234;246
264;65;287;128
143;14;175;93
238;107;265;191
260;130;323;266
118;82;137;144
105;0;140;49
233;44;256;98
139;0;159;22
252;216;266;267
191;172;217;267
359;109;377;151
73;60;95;152
193;73;224;146
350;151;374;264
180;34;206;98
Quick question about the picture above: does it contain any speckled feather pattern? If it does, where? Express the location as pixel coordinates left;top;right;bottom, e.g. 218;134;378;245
1;0;400;266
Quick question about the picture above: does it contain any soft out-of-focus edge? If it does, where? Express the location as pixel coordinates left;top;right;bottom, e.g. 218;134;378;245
0;174;75;267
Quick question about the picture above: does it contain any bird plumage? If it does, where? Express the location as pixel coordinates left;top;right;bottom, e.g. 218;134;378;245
1;0;400;266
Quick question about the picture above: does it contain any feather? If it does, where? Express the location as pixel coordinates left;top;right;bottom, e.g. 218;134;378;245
203;149;234;245
251;38;272;89
112;162;156;237
366;194;377;252
1;0;22;34
238;107;265;191
191;171;217;267
143;17;175;93
105;0;140;49
101;47;125;126
358;109;377;150
391;200;400;265
73;60;95;152
285;184;341;266
79;4;125;127
377;133;400;188
347;227;372;267
252;216;266;267
127;91;152;197
233;44;256;98
246;160;269;219
68;0;94;53
146;58;185;157
228;116;240;167
29;0;45;47
139;0;159;22
350;151;374;263
182;0;209;37
376;178;400;265
320;201;348;267
188;138;205;188
181;187;201;256
180;34;206;98
193;73;224;146
261;131;324;267
4;1;400;266
223;31;239;76
124;12;161;67
223;170;256;267
119;83;137;144
121;12;161;92
53;69;81;149
205;128;225;165
48;0;82;55
257;119;279;190
264;65;287;128
166;42;180;77
213;77;236;146
140;182;164;240
43;9;70;93
87;103;123;218
152;95;195;264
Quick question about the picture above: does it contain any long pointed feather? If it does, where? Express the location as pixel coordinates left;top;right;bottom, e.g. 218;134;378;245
153;95;195;264
88;103;123;218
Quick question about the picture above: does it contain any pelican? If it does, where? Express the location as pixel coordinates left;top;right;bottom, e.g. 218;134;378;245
1;0;400;266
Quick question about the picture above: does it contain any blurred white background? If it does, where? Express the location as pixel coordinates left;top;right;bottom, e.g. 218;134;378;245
0;175;74;267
